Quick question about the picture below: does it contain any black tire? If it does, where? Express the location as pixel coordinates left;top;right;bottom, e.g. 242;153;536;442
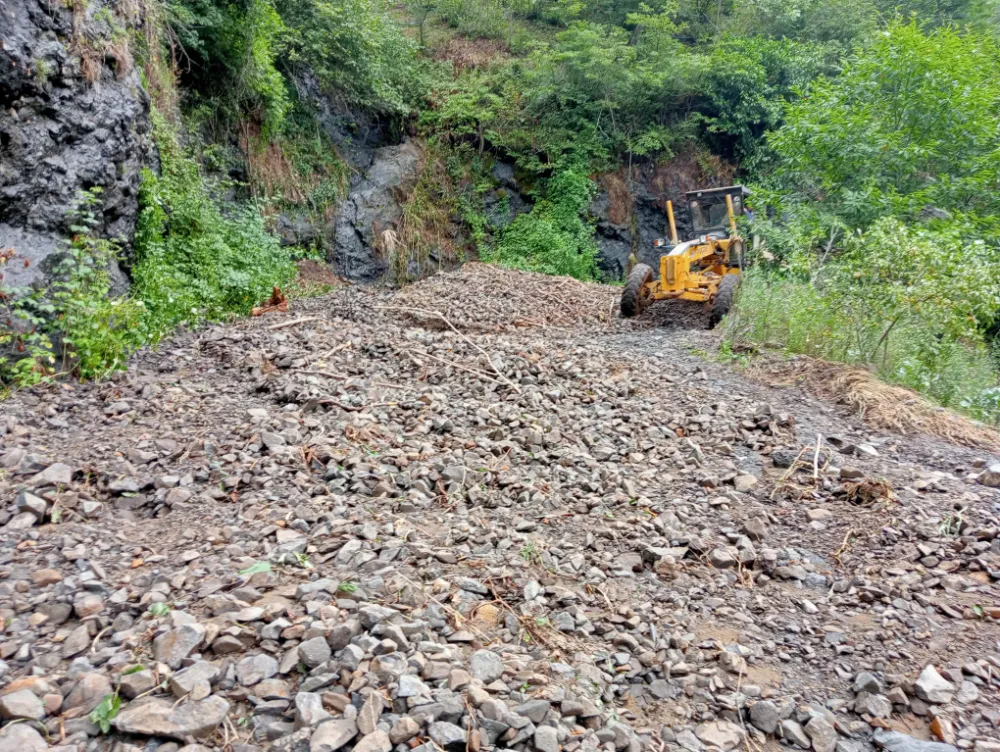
621;263;653;318
709;274;739;329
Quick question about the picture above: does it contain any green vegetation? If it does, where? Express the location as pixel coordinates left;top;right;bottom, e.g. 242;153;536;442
133;110;295;339
728;22;1000;421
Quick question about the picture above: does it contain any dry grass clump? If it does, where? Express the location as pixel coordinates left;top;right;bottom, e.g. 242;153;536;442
749;356;1000;449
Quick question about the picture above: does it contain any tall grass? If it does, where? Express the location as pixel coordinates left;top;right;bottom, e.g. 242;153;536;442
725;269;1000;422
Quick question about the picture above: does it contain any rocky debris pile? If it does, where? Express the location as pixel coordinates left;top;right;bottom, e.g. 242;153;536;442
0;271;999;752
391;263;619;332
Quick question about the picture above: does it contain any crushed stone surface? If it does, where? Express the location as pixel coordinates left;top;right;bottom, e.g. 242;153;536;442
1;264;999;752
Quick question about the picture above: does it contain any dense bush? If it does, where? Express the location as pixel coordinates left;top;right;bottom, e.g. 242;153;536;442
132;111;296;339
486;169;598;280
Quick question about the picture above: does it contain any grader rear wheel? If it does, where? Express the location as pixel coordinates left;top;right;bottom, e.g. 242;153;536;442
709;274;739;329
621;263;653;318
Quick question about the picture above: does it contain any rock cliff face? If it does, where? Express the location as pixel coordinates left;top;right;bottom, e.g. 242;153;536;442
590;159;736;280
0;0;153;294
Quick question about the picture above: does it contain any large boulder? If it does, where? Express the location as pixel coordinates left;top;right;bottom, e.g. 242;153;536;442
331;141;423;282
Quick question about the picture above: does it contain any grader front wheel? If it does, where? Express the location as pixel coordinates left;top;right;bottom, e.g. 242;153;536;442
709;274;739;329
621;263;653;318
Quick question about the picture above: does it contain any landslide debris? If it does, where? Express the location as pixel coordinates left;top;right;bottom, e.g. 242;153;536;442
0;265;998;752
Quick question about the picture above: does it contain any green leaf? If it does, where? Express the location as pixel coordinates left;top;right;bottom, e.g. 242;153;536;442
239;560;272;576
147;602;171;617
121;665;146;675
89;692;121;734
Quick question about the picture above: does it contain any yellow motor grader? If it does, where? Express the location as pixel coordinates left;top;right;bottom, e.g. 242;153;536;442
620;185;749;327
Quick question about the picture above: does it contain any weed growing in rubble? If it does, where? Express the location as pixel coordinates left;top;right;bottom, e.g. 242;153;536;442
89;691;121;733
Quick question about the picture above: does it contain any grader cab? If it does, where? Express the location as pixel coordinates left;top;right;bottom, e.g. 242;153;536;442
620;185;749;327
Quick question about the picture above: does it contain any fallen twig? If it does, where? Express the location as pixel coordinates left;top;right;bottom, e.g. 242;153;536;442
377;305;521;393
267;316;321;331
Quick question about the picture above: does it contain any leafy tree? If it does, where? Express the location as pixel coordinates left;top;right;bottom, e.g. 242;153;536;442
275;0;418;115
766;21;1000;229
486;169;598;279
695;36;828;164
165;0;289;136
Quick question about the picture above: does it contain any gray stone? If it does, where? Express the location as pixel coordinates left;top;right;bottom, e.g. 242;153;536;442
154;624;207;669
354;731;392;752
237;653;279;686
390;717;421;745
327;620;361;650
914;665;955;704
534;725;559;752
169;662;220;700
295;692;331;729
299;636;332;669
357;693;383;735
396;674;429;698
33;462;73;486
853;672;882;694
648;679;676;700
113;695;230;740
16;492;47;518
311;719;359;752
330;142;423;282
695;720;744;751
469;649;504;683
749;700;780;734
121;669;157;699
63;672;113;714
805;716;838;752
709;548;737;568
782;720;811;749
854;692;892;718
676;729;705;752
873;730;958;752
429;721;466;752
0;723;47;752
515;699;550;724
0;688;45;720
978;464;1000;487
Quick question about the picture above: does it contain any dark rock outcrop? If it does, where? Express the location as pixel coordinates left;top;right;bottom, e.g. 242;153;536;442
332;141;423;281
589;158;735;280
0;0;152;294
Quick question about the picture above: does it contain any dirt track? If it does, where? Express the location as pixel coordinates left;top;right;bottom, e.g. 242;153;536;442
1;264;998;752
